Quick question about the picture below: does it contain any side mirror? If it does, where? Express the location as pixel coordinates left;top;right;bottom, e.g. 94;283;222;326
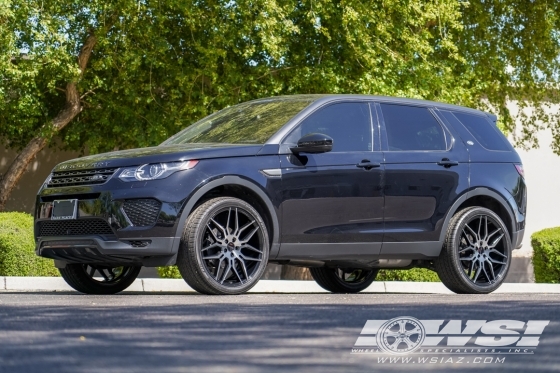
290;133;333;155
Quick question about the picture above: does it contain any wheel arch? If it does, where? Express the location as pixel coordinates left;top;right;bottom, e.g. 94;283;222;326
439;188;516;245
170;176;280;259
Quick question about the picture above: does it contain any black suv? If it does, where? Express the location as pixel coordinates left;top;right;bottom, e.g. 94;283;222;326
34;95;526;295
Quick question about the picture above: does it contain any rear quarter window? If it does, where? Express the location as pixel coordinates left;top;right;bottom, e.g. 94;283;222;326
451;112;513;151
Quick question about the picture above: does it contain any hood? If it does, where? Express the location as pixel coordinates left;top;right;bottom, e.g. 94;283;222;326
53;143;263;171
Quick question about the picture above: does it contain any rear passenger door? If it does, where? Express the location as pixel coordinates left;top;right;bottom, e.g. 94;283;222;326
375;103;470;258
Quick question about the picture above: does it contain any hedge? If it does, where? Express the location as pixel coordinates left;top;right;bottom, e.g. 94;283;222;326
0;212;59;276
157;265;440;282
532;227;560;283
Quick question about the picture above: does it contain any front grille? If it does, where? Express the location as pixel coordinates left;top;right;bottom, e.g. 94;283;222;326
122;199;161;226
47;168;118;188
38;219;114;237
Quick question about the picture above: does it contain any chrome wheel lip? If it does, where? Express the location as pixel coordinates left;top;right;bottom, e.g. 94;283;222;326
200;206;265;288
457;213;510;287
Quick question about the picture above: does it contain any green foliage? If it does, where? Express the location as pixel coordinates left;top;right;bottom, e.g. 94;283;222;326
531;227;560;283
157;265;181;279
377;268;440;282
2;0;560;157
0;212;59;276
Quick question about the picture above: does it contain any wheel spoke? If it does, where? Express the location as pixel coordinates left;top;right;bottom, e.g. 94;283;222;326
482;262;491;283
460;255;476;262
237;220;256;237
220;261;232;284
385;331;401;337
99;269;110;281
240;226;259;244
88;266;96;277
240;243;263;254
486;227;502;242
201;243;220;252
203;253;224;260
464;224;478;242
472;265;482;283
234;208;239;235
225;208;232;234
488;248;507;258
232;261;244;284
458;245;475;254
477;216;483;241
483;216;489;240
488;257;507;265
237;255;250;280
398;320;406;333
488;233;505;248
486;260;496;282
239;253;262;262
214;258;226;280
210;218;227;237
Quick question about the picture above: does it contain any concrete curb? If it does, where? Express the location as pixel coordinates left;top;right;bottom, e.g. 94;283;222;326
1;277;559;294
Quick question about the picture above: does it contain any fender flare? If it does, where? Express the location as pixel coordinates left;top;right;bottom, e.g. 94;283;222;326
170;175;280;257
438;187;516;244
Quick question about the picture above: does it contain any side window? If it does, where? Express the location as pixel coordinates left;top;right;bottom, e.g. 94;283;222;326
451;111;513;151
284;102;373;152
380;104;447;151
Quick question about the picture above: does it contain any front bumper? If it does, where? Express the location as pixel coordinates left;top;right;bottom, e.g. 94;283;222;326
34;168;207;266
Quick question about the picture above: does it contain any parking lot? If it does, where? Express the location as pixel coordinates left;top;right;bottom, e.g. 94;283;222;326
0;292;558;373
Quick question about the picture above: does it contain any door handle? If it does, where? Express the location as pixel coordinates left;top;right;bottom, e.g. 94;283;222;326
356;160;381;170
437;158;459;168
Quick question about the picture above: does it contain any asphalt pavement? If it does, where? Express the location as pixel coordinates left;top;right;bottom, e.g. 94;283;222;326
0;292;558;373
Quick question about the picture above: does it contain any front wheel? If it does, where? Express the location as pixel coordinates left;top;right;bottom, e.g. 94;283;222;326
59;264;141;294
176;197;270;295
310;267;378;293
435;207;512;294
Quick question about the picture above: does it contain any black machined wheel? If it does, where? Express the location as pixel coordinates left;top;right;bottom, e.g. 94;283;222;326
435;207;512;294
59;264;141;294
310;267;379;293
176;197;270;295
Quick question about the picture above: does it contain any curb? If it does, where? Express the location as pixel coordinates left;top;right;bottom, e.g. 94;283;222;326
1;277;560;294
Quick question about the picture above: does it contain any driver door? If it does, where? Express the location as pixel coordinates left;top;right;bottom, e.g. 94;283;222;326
276;101;385;260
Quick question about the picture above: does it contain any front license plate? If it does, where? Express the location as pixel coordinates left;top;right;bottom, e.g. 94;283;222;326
51;199;78;220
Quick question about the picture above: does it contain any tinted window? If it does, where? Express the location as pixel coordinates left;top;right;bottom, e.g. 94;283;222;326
284;102;372;152
452;112;512;151
380;104;447;151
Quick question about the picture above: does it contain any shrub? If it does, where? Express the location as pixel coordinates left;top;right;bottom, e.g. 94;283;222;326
377;268;440;282
0;212;59;276
531;227;560;283
157;265;182;279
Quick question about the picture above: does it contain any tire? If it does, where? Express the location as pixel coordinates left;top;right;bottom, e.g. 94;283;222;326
435;206;512;294
310;267;379;293
176;197;270;295
59;264;141;295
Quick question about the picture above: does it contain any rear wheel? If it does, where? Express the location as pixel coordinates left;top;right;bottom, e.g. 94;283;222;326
59;264;141;294
177;197;270;295
310;267;378;293
435;207;512;294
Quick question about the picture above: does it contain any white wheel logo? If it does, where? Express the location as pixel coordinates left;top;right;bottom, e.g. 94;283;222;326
376;317;425;354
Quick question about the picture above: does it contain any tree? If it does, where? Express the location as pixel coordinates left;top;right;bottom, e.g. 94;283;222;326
1;0;560;211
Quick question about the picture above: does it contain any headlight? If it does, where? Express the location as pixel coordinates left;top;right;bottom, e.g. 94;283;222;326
118;160;198;182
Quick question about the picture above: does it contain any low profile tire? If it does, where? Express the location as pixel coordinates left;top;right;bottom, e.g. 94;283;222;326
59;264;141;294
176;197;270;295
310;267;379;293
435;207;512;294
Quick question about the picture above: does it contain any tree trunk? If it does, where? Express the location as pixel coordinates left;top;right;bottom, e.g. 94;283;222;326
0;34;97;211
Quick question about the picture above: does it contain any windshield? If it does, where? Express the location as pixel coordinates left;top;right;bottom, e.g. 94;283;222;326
162;98;315;145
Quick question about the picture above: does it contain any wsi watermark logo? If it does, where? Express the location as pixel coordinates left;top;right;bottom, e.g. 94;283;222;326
352;316;550;364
